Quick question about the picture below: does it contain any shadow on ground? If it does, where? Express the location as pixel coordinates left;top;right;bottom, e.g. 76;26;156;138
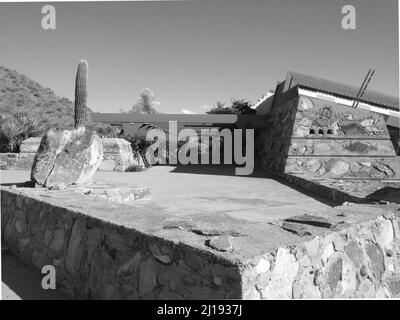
1;252;69;300
367;186;400;204
169;164;270;178
0;181;32;188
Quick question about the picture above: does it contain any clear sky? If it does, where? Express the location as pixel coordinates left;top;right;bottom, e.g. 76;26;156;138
0;0;398;114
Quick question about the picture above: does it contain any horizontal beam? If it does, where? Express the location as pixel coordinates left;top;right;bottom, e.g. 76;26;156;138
91;113;271;128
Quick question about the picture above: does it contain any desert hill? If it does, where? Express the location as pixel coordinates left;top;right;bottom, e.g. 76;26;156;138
0;65;90;129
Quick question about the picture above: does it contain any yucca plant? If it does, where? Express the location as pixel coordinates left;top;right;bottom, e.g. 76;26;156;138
0;112;22;151
12;109;44;148
122;131;153;167
0;109;44;152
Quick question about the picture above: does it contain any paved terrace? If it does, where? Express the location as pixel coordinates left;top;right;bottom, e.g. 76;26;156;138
1;166;335;224
1;166;341;264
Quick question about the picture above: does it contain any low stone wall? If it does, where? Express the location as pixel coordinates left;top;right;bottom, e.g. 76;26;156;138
1;188;241;299
255;96;298;173
1;138;42;170
280;173;370;204
0;152;35;170
2;186;400;299
273;170;400;205
285;156;400;180
242;210;400;298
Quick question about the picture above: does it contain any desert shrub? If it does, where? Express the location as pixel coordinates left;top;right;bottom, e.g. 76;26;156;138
0;113;20;152
0;109;45;152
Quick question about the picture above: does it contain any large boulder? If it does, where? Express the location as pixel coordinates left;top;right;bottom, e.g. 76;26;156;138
31;127;103;189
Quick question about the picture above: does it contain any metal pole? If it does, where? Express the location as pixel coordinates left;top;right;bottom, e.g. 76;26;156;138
354;69;375;109
352;69;371;108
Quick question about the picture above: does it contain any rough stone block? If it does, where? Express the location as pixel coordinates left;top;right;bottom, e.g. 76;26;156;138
20;137;42;153
31;127;103;189
100;138;144;172
45;132;103;188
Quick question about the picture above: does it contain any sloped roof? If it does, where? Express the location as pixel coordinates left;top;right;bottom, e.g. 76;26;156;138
285;71;399;111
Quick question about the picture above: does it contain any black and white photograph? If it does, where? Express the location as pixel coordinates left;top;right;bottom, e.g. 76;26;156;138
0;0;399;306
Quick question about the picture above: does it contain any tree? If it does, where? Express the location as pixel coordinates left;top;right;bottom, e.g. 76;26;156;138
206;99;255;115
231;99;256;115
207;101;234;114
130;88;160;114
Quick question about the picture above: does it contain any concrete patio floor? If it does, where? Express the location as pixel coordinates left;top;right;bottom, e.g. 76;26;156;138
1;166;336;224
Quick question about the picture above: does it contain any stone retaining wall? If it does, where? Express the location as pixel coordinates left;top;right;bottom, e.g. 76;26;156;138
255;92;400;180
1;188;241;299
0;137;41;170
288;96;400;180
255;96;298;172
2;186;400;299
242;209;400;299
285;156;400;180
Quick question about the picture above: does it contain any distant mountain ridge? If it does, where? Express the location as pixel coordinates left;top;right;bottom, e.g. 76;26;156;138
0;65;91;129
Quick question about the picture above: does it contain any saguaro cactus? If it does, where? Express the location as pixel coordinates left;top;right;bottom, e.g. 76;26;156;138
74;60;88;128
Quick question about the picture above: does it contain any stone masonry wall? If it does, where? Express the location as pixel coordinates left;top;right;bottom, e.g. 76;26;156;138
241;207;400;299
285;95;400;179
255;96;299;172
256;92;400;179
1;189;242;299
2;187;400;299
